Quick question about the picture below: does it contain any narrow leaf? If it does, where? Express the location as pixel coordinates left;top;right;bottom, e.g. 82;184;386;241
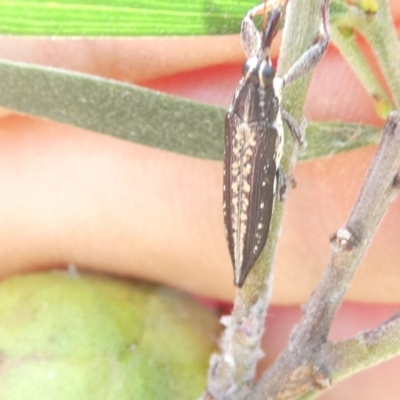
0;0;257;36
0;59;380;161
302;121;380;160
0;59;225;160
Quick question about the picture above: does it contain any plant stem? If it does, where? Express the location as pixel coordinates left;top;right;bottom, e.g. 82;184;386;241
330;22;391;119
355;0;400;109
321;310;400;385
331;0;400;117
205;0;328;398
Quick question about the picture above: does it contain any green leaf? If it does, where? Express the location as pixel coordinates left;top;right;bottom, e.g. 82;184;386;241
0;59;380;161
0;58;225;160
0;0;257;36
302;121;380;160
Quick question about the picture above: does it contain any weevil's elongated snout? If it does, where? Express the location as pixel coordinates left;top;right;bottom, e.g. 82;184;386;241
261;9;281;55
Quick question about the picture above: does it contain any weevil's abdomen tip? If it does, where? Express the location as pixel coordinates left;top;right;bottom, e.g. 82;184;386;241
233;257;253;287
234;273;246;288
234;279;242;288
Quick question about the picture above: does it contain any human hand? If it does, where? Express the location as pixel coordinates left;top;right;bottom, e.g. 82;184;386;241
0;2;399;396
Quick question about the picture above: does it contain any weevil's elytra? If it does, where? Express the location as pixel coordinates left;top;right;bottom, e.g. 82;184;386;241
224;0;330;287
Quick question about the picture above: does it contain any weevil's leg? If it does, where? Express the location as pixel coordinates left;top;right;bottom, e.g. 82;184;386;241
276;167;298;201
276;166;287;201
282;0;331;88
241;0;287;58
246;0;286;19
288;174;297;189
281;109;308;146
241;12;262;58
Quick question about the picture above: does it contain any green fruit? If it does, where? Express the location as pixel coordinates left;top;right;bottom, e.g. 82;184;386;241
0;271;220;400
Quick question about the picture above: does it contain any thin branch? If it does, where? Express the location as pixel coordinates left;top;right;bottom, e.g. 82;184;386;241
205;1;326;399
332;0;400;112
320;310;400;386
354;0;400;110
330;21;391;119
292;309;400;398
254;111;400;399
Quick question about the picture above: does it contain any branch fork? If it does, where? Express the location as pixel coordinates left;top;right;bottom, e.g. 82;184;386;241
205;0;400;398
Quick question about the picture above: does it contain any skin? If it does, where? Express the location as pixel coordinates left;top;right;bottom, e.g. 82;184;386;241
0;1;399;397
